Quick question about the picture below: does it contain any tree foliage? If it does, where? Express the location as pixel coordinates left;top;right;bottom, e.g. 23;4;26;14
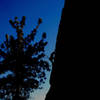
0;16;50;100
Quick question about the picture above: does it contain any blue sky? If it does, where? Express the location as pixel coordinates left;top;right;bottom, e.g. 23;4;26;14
0;0;64;100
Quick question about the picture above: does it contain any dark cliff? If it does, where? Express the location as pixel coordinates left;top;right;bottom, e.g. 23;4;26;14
45;0;97;99
45;0;73;100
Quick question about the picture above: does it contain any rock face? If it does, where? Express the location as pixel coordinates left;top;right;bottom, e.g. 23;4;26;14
45;0;97;99
45;0;73;100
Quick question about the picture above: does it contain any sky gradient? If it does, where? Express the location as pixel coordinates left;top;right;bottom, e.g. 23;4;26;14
0;0;64;100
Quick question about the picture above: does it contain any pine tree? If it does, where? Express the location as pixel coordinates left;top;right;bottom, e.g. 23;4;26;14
0;16;50;100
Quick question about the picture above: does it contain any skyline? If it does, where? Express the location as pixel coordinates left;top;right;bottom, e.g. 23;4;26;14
0;0;64;100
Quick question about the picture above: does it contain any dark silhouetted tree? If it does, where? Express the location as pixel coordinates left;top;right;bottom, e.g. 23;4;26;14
0;16;50;100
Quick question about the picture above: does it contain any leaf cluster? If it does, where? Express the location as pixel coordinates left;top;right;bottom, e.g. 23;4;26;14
0;16;50;100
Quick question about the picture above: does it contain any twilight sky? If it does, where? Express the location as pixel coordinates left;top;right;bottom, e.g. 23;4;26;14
0;0;64;100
